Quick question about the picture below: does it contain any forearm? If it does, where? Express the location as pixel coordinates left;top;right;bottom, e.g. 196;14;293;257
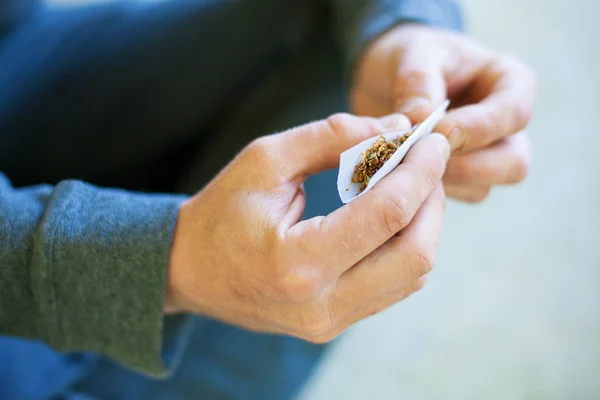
0;173;188;376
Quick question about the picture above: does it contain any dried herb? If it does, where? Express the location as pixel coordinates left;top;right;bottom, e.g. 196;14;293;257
351;132;413;193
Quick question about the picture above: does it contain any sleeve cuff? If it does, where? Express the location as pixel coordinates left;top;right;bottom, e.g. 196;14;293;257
341;0;464;79
31;179;189;377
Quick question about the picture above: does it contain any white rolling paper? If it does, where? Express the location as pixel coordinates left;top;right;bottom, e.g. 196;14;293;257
337;100;450;204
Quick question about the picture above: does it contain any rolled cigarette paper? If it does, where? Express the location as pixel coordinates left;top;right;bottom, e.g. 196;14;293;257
337;100;450;204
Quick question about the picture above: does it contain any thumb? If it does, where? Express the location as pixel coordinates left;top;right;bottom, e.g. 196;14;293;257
274;113;412;181
394;48;447;122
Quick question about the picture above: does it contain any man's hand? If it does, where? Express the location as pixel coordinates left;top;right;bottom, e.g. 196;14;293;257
166;113;450;343
351;24;537;202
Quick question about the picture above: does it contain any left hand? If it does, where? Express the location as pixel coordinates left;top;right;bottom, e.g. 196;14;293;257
351;23;538;202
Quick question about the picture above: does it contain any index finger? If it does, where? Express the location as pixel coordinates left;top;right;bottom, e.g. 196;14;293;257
438;53;538;152
270;113;411;184
287;133;450;280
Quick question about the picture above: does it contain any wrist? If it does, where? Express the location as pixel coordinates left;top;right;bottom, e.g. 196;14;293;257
164;201;192;315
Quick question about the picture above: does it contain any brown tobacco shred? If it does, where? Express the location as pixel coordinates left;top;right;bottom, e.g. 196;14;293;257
351;132;413;193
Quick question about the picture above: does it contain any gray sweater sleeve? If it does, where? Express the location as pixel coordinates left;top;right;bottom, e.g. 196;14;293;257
328;0;464;72
0;172;189;377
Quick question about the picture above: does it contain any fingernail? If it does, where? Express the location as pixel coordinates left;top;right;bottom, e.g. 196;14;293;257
448;127;467;151
431;134;450;161
397;96;430;114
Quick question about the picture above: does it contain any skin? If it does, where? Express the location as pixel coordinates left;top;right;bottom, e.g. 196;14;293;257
165;24;538;341
351;24;538;202
167;113;450;343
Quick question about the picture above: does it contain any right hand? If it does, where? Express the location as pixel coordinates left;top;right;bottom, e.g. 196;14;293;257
166;113;450;343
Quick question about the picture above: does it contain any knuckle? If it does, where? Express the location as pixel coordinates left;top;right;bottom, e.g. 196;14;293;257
246;136;275;161
276;266;323;303
408;275;429;293
296;310;336;339
326;113;354;140
409;247;436;279
389;274;429;304
508;154;530;184
502;55;537;132
395;68;431;90
467;187;491;203
512;101;533;132
381;195;413;235
304;331;339;345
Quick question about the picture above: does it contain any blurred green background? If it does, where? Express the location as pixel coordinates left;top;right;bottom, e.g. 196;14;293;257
298;0;600;398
